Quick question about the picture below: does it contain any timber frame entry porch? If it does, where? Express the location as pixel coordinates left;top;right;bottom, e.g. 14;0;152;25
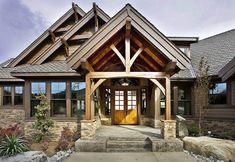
67;4;191;135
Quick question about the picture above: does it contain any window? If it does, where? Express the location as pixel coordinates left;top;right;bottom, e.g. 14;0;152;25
104;88;111;115
178;87;191;115
127;91;137;110
31;82;46;116
71;82;85;117
160;89;174;115
3;86;12;105
51;82;66;116
209;83;227;104
115;91;124;110
141;88;147;114
14;86;23;105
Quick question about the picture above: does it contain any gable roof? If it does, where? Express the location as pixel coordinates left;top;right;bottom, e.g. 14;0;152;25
218;57;235;81
67;4;191;70
190;29;235;76
32;6;110;65
11;61;79;77
8;4;86;68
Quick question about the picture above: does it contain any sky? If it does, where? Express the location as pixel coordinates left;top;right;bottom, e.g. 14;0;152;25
0;0;235;63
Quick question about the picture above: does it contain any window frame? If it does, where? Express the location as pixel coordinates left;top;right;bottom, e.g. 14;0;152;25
30;82;46;116
0;84;24;109
71;81;86;118
209;82;227;105
50;82;67;117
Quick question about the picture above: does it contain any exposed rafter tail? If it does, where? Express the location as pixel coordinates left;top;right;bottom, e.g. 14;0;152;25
93;2;99;32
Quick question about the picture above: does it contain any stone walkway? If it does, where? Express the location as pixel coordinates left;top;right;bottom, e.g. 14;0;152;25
64;152;205;162
94;125;162;139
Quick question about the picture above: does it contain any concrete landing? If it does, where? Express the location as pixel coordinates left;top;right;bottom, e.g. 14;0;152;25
75;125;183;152
64;152;205;162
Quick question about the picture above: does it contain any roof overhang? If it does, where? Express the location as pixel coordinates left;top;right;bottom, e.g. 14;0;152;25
218;57;235;81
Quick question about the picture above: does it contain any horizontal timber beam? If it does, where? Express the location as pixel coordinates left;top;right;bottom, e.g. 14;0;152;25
89;72;166;79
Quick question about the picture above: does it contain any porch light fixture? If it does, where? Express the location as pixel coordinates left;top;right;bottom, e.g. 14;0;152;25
121;78;130;86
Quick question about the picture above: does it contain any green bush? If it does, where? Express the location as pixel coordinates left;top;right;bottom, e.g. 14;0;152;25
188;125;199;137
0;135;29;157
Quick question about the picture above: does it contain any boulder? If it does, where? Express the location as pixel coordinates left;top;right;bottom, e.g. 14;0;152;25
176;115;188;138
0;151;48;162
183;136;235;162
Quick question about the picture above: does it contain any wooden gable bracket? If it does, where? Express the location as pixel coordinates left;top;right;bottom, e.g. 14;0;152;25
130;45;144;67
149;79;165;95
110;44;126;66
93;3;99;32
81;59;94;73
48;29;56;43
90;79;106;95
72;2;79;22
125;17;131;72
164;60;177;75
61;38;69;56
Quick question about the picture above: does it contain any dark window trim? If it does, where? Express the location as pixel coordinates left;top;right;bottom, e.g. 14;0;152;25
0;84;24;109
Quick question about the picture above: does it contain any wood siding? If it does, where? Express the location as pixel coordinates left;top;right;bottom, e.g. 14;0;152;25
202;106;235;121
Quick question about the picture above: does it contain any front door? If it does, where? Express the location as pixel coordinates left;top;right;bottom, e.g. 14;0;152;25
114;90;137;124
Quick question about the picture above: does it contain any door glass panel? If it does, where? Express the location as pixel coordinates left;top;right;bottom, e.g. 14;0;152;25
127;90;137;110
115;90;124;110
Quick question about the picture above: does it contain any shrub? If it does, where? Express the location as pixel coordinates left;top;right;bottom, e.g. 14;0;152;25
41;140;49;151
0;135;29;157
56;126;73;151
188;125;199;137
32;94;54;142
0;124;23;140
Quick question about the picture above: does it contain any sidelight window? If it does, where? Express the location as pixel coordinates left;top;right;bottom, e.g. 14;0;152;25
71;82;86;117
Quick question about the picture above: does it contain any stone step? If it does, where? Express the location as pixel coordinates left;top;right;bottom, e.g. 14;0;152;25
106;140;152;152
108;136;149;141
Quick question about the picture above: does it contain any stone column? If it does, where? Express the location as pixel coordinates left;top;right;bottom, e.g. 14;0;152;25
161;120;176;139
80;120;96;140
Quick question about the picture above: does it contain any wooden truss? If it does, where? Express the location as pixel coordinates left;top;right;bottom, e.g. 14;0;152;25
82;17;176;121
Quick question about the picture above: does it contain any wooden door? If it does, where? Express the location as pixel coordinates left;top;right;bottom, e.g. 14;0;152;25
114;90;137;124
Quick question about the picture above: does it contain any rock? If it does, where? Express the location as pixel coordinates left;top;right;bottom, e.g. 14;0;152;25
183;136;235;162
0;151;48;162
176;115;188;138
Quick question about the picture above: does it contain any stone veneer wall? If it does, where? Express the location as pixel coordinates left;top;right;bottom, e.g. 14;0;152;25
80;117;101;140
24;120;80;141
201;120;235;138
0;109;25;129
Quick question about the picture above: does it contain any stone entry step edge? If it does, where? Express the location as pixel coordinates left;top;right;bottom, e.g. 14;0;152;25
75;138;183;152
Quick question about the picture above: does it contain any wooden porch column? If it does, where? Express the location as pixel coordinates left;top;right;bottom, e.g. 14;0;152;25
85;74;91;120
165;75;171;120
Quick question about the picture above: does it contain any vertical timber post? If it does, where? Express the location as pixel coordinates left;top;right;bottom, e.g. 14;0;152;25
125;17;131;73
85;74;91;120
165;75;171;120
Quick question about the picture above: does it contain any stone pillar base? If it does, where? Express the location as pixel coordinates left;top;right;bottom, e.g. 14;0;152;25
80;120;96;140
161;120;176;139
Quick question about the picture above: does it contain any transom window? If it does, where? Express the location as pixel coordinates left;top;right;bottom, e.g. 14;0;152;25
31;82;46;116
209;82;227;104
51;82;66;116
71;82;86;117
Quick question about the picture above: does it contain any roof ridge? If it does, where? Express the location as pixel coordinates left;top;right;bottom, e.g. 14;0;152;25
199;28;235;42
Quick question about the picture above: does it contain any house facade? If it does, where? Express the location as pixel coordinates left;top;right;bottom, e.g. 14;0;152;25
0;3;234;139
